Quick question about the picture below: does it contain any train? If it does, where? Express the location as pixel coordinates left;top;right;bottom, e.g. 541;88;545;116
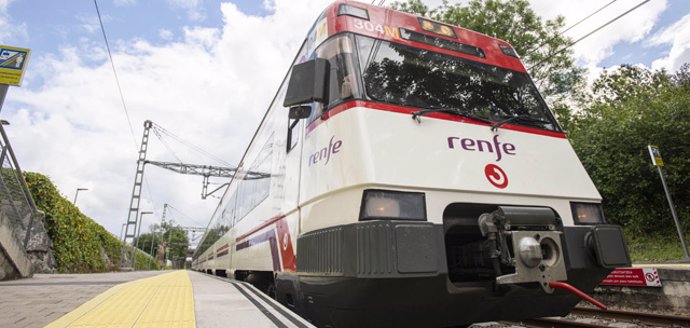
192;1;631;327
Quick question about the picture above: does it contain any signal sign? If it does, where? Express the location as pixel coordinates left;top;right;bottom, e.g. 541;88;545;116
0;45;30;86
647;145;664;167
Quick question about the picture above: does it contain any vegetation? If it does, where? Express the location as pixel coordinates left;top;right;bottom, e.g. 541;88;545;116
133;220;189;262
24;172;158;272
626;232;688;262
570;65;690;238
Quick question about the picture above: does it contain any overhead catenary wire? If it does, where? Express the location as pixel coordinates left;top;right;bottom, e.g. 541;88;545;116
95;0;158;226
167;204;207;227
151;126;184;164
523;0;618;59
528;0;652;71
151;122;233;167
559;0;619;38
94;0;138;150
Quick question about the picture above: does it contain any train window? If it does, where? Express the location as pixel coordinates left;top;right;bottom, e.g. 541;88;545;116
235;135;274;222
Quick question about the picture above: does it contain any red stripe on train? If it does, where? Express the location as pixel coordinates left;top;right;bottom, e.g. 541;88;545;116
305;100;567;139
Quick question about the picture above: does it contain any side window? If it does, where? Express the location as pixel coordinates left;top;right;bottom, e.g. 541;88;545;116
235;135;274;222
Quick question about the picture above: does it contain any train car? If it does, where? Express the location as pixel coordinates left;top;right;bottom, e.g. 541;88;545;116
193;1;631;327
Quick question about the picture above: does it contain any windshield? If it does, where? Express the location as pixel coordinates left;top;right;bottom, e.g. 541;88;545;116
354;34;560;132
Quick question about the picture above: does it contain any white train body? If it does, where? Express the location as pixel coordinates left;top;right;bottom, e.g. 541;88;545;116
193;1;630;327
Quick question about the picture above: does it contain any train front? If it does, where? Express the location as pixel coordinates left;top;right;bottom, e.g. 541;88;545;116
280;2;631;327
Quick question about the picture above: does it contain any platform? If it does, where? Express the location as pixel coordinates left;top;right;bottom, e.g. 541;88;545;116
594;262;690;316
0;270;314;328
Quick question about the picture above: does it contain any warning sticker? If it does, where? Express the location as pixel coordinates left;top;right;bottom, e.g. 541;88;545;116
600;267;662;287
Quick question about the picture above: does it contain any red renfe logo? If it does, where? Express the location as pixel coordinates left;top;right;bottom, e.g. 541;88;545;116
484;164;508;189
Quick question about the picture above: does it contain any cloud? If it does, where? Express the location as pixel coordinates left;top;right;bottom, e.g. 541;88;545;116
159;28;174;41
649;13;690;71
0;0;27;42
4;0;332;238
167;0;206;22
114;0;137;6
529;0;667;67
77;13;105;34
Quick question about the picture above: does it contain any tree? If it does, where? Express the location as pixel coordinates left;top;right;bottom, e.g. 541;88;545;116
133;220;190;264
569;64;690;235
391;0;586;130
162;223;189;262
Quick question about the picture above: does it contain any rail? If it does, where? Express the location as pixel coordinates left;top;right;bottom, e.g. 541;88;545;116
508;306;690;328
570;306;690;327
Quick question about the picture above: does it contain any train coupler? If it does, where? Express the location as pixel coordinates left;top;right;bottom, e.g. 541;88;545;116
478;206;567;293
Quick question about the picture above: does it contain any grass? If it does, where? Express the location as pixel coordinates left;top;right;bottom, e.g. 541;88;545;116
625;230;690;262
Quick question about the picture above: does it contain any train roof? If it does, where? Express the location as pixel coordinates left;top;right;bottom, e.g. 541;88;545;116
317;0;527;73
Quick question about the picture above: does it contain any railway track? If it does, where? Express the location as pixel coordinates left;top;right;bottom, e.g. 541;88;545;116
506;306;690;328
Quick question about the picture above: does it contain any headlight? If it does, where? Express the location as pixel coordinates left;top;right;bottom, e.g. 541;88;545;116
570;202;605;224
359;189;426;221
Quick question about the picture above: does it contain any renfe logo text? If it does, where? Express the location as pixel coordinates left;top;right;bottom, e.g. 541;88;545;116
447;135;516;161
309;136;343;166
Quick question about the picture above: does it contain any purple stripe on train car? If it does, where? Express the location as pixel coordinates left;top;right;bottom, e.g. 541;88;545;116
236;229;281;271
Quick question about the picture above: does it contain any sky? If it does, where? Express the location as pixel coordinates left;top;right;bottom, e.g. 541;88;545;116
0;0;688;245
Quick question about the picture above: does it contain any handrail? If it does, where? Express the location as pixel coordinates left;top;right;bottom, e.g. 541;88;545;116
0;123;40;248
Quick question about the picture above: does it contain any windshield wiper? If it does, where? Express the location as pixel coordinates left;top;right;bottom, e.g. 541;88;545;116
491;114;551;131
411;107;494;125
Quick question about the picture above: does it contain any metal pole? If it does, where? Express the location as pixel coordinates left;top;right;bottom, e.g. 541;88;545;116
150;230;157;270
0;84;9;114
167;228;173;264
134;213;143;270
134;211;153;270
149;229;156;257
119;223;126;242
656;166;690;260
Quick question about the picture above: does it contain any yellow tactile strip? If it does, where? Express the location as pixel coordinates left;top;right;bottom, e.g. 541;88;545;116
45;270;195;328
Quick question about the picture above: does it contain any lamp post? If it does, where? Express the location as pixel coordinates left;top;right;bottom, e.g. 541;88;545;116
72;187;88;205
149;227;158;269
134;211;153;270
119;223;126;242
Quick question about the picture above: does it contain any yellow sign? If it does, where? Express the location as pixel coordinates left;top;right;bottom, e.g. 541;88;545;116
0;45;30;86
648;145;664;167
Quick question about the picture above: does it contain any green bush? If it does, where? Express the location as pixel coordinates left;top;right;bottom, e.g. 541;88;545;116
24;172;158;272
134;248;159;270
